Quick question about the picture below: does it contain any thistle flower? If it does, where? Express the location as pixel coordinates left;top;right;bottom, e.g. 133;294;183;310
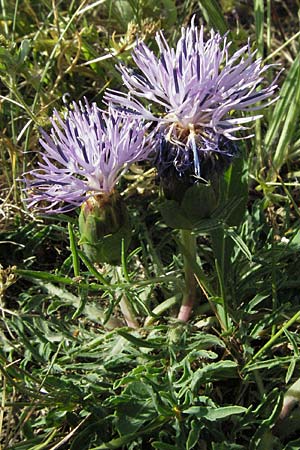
24;99;153;213
106;17;278;179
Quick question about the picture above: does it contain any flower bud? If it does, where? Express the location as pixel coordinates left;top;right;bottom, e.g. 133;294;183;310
79;192;131;265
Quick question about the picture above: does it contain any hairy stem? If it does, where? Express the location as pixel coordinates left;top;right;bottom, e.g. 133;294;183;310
119;296;139;329
177;229;197;322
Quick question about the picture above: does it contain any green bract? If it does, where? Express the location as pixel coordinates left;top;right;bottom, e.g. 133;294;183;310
159;181;218;229
79;193;131;265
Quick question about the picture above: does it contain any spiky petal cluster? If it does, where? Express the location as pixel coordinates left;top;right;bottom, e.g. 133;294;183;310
24;100;153;212
106;17;278;177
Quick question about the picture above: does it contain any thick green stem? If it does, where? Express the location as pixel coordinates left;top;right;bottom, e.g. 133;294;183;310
144;294;181;327
177;229;197;322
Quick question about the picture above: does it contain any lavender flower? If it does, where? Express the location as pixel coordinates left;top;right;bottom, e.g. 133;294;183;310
24;99;153;213
106;17;278;179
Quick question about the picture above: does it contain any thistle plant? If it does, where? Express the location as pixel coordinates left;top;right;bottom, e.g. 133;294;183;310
106;17;278;322
24;98;154;263
24;19;278;324
23;99;153;327
5;3;300;448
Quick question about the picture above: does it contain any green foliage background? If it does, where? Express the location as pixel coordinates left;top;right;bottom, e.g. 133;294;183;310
1;0;300;449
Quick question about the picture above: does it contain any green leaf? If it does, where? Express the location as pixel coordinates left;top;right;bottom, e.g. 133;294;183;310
152;442;181;450
68;223;80;277
249;389;283;450
244;292;270;313
220;154;249;228
91;417;168;449
158;200;193;229
212;443;245;450
198;0;230;35
284;437;300;450
17;39;31;66
285;358;296;384
115;382;156;435
159;183;217;229
184;405;246;421
186;420;201;449
191;361;238;393
254;0;264;57
265;56;300;174
224;227;252;261
0;45;15;73
245;356;300;372
211;155;248;284
161;0;177;27
273;61;300;172
117;330;164;348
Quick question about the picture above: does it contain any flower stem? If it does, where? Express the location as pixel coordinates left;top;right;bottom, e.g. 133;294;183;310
177;229;197;322
115;267;139;329
119;296;139;329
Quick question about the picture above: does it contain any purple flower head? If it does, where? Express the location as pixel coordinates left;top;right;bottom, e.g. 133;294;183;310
24;99;153;213
106;16;278;179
